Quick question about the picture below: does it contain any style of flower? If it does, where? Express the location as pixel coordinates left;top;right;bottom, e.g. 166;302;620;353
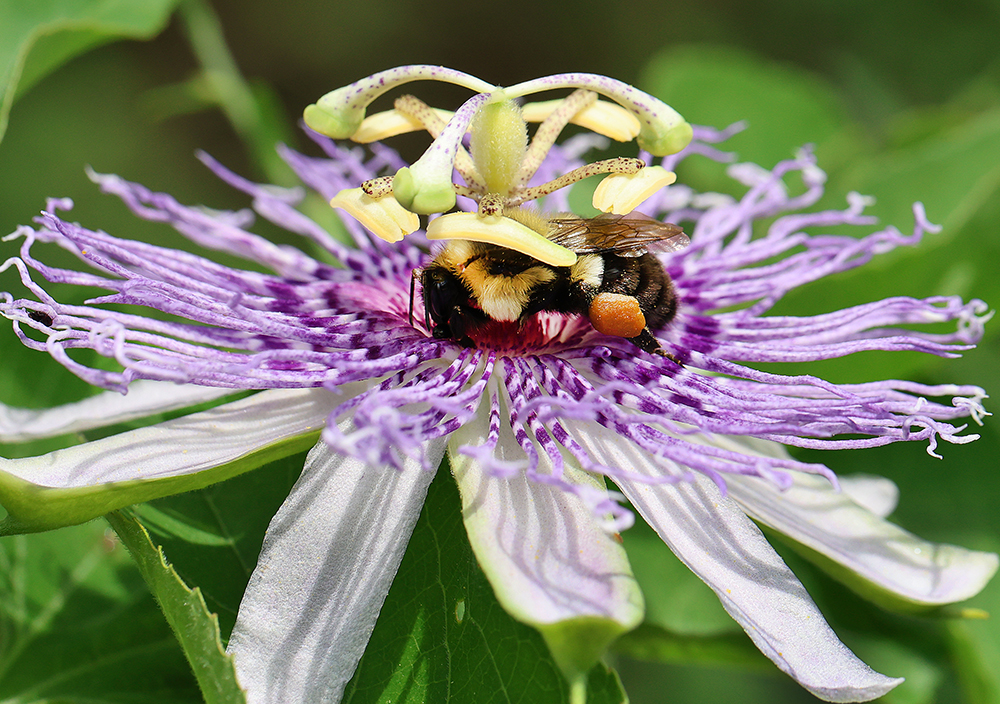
0;66;995;704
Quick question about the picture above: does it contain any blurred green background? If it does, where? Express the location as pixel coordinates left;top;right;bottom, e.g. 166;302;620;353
1;0;998;702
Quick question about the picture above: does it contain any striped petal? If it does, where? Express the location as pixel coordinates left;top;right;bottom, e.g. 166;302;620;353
727;471;999;608
448;390;643;679
571;421;901;702
701;435;999;608
228;434;446;704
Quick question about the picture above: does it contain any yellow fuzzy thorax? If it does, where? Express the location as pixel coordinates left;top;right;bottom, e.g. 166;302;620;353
436;240;556;323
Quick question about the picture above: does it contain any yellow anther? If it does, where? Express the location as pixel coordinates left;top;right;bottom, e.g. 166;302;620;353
592;166;677;214
351;108;457;143
329;188;420;242
426;212;577;267
522;99;642;142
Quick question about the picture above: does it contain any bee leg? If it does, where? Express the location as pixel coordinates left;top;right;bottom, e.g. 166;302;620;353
440;306;488;347
660;349;684;366
432;323;476;348
588;292;682;364
625;329;660;356
630;329;684;366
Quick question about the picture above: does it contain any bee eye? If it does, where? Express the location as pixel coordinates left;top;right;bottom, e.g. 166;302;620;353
422;268;470;323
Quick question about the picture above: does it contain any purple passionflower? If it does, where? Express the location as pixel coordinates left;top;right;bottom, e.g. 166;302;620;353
0;67;995;704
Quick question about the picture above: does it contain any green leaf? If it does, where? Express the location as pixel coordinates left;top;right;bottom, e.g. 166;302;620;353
856;636;943;704
948;600;1000;704
0;0;180;146
824;429;1000;704
132;453;630;703
342;465;629;704
775;110;1000;349
107;509;246;704
643;47;1000;389
836;109;1000;245
0;520;201;702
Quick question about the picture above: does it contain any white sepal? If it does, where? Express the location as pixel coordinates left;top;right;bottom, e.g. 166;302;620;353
1;389;334;487
0;389;339;533
837;474;899;518
727;471;998;607
0;380;234;442
707;435;998;607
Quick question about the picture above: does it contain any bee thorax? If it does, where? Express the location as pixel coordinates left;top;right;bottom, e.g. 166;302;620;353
476;265;556;321
588;292;647;338
569;254;604;289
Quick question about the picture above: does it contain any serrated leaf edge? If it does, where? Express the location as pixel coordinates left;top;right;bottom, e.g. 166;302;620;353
106;510;247;704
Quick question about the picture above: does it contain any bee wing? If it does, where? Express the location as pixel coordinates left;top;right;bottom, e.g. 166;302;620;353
547;212;688;257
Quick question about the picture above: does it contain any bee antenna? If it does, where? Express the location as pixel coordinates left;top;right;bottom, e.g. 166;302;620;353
409;269;419;327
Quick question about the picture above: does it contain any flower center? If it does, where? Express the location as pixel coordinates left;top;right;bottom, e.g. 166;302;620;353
459;313;592;355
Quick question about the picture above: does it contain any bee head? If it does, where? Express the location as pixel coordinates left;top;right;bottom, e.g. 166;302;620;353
416;255;491;343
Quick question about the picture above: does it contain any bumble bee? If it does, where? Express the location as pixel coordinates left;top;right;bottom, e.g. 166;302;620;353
411;211;688;356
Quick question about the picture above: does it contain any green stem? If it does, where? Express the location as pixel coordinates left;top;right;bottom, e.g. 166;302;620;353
569;674;588;704
176;0;294;185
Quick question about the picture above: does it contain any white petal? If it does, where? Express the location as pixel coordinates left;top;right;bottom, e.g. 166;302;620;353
837;474;899;518
0;380;234;442
570;423;902;702
1;388;343;535
227;433;446;704
698;435;900;518
448;393;643;633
